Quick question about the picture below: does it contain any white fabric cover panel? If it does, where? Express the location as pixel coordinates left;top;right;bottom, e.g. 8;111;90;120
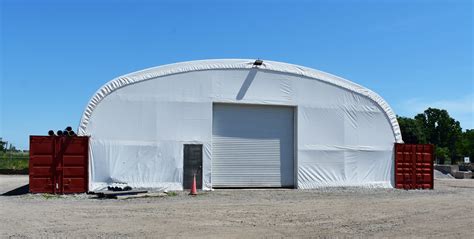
79;59;401;191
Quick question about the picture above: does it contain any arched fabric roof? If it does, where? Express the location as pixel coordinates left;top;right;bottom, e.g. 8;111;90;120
78;59;402;143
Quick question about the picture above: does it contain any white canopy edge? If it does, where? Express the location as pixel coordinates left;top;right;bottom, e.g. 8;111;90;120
78;59;402;143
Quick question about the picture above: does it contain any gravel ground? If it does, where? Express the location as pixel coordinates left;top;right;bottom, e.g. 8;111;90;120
0;175;472;238
434;169;455;179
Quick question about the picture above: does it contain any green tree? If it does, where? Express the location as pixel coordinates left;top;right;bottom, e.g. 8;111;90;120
435;147;451;164
0;139;5;152
397;116;427;144
414;108;462;164
456;129;474;163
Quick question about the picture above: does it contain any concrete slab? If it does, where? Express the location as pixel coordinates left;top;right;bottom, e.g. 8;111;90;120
453;171;473;179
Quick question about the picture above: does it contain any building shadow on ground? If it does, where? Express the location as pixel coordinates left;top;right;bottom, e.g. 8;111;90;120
2;184;29;196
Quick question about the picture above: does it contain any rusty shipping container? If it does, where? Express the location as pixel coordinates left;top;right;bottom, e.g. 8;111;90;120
394;143;434;189
29;136;89;194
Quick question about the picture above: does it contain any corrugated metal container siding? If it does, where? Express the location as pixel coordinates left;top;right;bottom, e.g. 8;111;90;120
29;136;89;194
212;104;294;187
395;143;434;189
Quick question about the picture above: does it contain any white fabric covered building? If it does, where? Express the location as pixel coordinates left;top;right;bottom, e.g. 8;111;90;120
78;59;402;191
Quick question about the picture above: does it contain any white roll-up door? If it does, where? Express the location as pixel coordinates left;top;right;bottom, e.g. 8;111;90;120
212;104;294;187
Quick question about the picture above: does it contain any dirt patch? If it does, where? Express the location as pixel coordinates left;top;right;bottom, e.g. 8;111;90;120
0;175;472;238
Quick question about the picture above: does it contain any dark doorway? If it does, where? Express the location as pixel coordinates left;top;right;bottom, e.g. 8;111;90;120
183;144;203;189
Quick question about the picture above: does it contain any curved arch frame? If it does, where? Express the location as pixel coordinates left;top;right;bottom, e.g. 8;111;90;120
78;59;402;143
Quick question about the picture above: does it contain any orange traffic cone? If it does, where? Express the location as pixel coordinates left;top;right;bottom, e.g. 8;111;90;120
190;174;197;196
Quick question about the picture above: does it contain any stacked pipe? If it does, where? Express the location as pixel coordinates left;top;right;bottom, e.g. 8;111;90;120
48;126;76;136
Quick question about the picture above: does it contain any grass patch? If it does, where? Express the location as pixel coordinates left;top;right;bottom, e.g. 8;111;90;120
166;191;178;197
42;194;61;200
0;152;29;170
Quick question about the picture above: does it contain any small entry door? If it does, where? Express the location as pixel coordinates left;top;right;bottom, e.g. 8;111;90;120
183;144;203;189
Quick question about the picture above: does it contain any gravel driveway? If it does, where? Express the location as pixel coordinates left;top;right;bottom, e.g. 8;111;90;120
0;175;472;238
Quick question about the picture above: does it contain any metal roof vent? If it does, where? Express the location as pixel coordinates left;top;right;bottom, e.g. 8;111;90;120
253;59;263;66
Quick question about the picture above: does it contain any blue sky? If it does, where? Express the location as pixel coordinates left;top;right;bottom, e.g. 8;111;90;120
1;0;473;149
